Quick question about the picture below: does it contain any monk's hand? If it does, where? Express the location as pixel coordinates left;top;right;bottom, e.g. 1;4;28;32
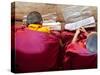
80;26;88;35
80;27;86;32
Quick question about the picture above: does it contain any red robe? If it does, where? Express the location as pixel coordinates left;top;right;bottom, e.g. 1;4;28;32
63;32;97;69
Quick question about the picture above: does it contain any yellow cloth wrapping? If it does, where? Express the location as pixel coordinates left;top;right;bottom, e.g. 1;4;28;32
28;24;50;33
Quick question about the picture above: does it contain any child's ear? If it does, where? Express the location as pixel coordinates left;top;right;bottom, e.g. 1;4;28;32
40;21;43;24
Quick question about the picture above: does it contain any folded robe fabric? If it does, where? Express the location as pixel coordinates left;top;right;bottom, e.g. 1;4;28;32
13;26;60;72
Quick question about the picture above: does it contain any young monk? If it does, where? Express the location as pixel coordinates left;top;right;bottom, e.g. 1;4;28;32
68;27;97;55
64;27;97;69
14;11;62;72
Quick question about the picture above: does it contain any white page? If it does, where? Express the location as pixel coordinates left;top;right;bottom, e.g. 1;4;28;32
65;16;95;30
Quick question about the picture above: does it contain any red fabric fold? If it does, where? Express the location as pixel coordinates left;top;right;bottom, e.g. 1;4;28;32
14;26;60;72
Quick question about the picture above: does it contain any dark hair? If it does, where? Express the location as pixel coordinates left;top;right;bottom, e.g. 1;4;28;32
26;11;43;25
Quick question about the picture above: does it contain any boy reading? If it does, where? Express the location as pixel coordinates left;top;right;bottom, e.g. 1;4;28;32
64;27;97;69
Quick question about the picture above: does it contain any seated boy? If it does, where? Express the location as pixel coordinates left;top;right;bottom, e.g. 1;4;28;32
14;11;62;72
64;27;97;69
67;27;97;55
